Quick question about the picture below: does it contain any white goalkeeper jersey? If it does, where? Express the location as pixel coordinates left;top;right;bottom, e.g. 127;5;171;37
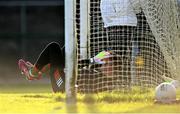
100;0;140;27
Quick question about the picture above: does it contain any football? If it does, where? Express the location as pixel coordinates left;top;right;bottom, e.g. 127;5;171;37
155;82;176;103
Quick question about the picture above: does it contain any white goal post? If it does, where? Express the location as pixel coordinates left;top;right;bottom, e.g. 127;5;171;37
65;0;77;102
65;0;180;95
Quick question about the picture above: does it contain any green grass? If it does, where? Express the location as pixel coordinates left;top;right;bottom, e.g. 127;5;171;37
1;84;180;113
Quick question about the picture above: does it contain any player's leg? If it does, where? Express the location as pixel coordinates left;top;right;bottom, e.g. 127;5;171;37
34;42;65;92
18;42;65;92
106;26;135;88
47;42;65;93
34;42;64;71
18;42;60;80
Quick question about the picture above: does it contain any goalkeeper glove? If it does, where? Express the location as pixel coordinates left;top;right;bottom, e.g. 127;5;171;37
90;51;112;64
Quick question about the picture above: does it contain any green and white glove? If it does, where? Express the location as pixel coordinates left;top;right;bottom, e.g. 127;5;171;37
90;51;112;64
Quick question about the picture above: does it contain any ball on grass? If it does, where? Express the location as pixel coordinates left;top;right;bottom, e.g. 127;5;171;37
155;82;176;103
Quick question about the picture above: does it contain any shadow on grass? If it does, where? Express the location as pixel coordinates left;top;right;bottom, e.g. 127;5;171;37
83;94;98;113
66;97;78;113
22;94;52;98
64;94;99;113
95;91;154;103
53;93;65;102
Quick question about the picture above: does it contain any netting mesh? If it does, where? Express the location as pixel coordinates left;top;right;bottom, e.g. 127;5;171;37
75;0;180;93
140;0;180;80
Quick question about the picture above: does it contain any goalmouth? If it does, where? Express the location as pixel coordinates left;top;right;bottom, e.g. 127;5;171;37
65;0;180;97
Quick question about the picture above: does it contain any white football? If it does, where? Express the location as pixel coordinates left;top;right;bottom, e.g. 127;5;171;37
170;80;180;89
155;82;176;103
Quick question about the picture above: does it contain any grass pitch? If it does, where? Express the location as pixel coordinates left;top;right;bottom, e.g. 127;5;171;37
0;84;180;113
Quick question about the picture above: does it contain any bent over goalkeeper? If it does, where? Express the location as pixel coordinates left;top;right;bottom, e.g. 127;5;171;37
18;42;112;93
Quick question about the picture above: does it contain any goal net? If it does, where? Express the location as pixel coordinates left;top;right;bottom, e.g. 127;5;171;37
74;0;180;93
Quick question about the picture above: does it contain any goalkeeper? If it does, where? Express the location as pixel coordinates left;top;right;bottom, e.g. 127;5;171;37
18;42;112;93
100;0;142;86
100;0;141;57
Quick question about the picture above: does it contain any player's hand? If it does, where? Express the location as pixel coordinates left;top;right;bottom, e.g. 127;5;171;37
92;51;112;64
